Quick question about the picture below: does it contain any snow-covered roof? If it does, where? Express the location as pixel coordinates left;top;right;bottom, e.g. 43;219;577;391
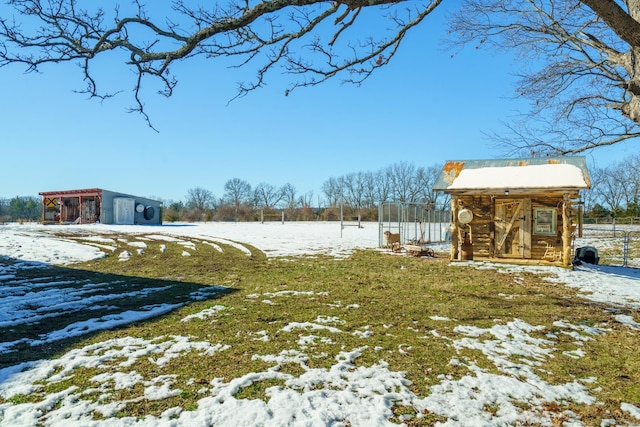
433;157;590;194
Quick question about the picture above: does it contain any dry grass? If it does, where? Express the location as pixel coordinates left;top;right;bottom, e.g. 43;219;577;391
1;233;639;425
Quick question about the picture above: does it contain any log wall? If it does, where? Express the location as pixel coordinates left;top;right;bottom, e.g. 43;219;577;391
453;194;573;265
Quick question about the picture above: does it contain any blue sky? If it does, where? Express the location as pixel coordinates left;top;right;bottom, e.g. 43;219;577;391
0;2;635;203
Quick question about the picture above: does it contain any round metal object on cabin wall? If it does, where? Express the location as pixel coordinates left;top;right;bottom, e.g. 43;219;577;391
144;206;155;220
136;204;145;213
458;209;473;224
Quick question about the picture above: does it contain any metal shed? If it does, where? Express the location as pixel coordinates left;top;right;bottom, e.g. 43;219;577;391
39;188;162;225
433;157;591;267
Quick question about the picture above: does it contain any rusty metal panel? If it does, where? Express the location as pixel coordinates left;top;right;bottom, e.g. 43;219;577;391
433;156;590;193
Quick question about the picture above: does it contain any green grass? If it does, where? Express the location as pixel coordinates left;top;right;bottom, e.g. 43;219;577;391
1;232;639;425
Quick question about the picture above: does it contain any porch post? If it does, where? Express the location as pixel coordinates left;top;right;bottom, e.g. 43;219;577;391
562;193;572;266
450;197;459;261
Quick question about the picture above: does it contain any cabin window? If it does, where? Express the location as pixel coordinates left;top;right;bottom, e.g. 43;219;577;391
534;208;556;235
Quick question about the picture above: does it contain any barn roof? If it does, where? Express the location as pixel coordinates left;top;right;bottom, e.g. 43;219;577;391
39;188;104;197
433;157;591;195
39;188;162;204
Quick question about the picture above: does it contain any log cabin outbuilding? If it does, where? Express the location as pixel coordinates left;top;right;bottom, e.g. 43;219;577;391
433;157;591;267
39;188;162;225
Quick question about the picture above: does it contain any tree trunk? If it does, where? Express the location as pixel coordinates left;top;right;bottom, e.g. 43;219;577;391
589;0;640;123
624;0;640;124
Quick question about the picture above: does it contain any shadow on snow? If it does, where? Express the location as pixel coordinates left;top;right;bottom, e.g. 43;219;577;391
0;255;236;370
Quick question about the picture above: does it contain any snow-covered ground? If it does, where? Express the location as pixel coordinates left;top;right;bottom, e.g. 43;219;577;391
0;221;639;426
0;221;382;263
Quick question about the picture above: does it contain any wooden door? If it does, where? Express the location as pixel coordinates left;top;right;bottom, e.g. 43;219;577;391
81;200;97;223
494;199;531;258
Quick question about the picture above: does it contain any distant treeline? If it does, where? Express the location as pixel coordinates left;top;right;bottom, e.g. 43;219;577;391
3;158;639;223
0;196;41;223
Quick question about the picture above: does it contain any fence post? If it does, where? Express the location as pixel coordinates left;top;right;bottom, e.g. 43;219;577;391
378;203;383;247
613;217;616;235
623;231;630;267
578;204;583;238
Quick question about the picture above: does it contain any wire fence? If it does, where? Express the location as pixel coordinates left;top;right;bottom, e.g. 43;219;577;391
378;202;451;247
576;225;640;268
583;217;640;225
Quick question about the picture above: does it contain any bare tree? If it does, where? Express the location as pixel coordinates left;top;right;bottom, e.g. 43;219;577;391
449;0;640;155
579;167;600;214
185;187;215;211
298;190;316;220
594;165;626;216
414;165;446;205
223;178;253;209
253;182;282;209
620;154;640;211
0;0;442;125
321;162;444;208
321;177;343;207
343;172;366;208
373;169;391;204
299;190;315;208
360;171;378;208
386;161;420;203
280;182;298;210
184;187;216;221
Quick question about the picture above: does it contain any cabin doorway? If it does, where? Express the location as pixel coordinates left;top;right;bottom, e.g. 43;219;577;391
494;199;531;258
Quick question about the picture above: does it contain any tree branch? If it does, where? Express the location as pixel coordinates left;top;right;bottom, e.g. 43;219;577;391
0;0;441;126
449;0;640;154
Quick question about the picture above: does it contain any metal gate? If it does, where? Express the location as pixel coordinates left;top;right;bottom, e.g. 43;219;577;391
378;202;451;247
578;226;640;268
616;229;640;267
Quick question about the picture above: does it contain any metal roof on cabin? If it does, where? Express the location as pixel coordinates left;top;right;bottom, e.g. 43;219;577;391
432;156;591;192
